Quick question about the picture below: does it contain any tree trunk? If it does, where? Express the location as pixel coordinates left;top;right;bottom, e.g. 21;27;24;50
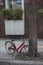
28;0;38;57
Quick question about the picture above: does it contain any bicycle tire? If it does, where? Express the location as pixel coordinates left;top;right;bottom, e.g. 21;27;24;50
20;45;33;60
5;41;15;54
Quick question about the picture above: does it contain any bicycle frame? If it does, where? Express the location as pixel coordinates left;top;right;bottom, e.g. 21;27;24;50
5;40;34;60
13;41;24;51
12;41;29;54
5;40;29;54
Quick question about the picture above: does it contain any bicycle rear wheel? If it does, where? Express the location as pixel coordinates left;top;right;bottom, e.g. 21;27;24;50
5;41;15;54
20;45;33;60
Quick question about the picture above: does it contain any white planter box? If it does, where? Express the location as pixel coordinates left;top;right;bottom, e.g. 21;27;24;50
5;20;25;35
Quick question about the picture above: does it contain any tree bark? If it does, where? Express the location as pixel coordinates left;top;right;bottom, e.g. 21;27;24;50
28;0;38;57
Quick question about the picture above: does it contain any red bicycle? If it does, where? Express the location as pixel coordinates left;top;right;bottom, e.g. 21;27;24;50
5;39;33;60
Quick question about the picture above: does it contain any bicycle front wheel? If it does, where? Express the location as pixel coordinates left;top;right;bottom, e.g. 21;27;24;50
5;41;15;54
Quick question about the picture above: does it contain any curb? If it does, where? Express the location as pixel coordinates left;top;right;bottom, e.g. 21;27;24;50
0;60;43;65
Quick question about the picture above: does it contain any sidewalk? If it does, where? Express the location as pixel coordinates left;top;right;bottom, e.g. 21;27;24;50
0;53;43;65
0;55;43;65
0;51;43;61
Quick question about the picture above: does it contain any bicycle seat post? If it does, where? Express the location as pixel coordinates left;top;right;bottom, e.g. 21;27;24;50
21;37;25;44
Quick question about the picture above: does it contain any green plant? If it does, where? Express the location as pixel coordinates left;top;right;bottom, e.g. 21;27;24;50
14;8;23;20
38;9;43;16
0;8;23;20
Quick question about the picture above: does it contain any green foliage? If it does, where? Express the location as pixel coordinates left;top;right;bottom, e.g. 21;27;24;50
39;9;43;16
14;8;23;20
0;8;23;20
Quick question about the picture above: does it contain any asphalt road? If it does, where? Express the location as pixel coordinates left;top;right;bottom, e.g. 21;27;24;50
0;39;43;53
